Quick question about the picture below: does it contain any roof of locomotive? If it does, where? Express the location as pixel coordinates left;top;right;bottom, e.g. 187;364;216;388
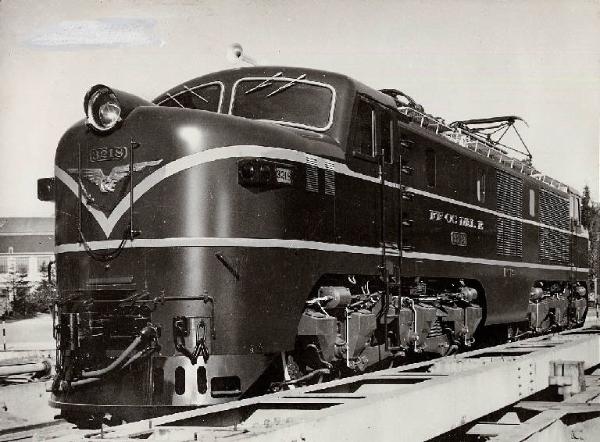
153;67;581;199
405;120;580;199
153;66;397;146
154;65;397;109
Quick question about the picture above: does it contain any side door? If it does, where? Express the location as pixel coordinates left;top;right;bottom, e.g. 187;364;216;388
376;106;400;255
336;97;399;253
336;96;380;247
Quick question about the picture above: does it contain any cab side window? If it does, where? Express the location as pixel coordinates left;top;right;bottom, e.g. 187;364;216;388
379;111;393;163
425;148;436;187
477;169;486;203
570;194;581;225
353;99;375;157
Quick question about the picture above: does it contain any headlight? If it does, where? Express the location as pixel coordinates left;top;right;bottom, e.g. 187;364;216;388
84;85;122;132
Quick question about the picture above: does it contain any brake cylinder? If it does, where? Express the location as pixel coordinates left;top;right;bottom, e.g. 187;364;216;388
319;286;352;308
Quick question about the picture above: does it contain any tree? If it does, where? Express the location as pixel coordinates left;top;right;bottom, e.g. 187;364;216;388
6;269;32;317
3;263;56;318
582;185;594;231
29;264;56;314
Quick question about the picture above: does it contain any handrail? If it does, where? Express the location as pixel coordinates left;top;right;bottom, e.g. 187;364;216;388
397;106;570;193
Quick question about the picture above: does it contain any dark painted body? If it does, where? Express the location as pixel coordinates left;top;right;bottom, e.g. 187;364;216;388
48;66;589;418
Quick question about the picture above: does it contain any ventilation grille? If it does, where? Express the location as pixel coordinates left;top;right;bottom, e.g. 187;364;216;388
496;171;523;217
496;171;523;257
538;190;570;263
539;228;570;263
497;219;523;257
540;190;569;230
324;160;336;196
305;156;319;193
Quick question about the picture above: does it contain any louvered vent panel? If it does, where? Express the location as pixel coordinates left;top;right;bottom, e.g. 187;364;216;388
305;156;319;193
539;228;570;263
496;171;523;217
539;190;569;229
496;171;523;257
539;190;570;263
323;160;336;196
497;219;523;257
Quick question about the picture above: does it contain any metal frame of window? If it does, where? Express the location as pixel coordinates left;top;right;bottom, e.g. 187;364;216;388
529;188;536;217
351;96;397;163
350;97;376;159
370;110;377;157
228;76;337;132
156;81;225;113
570;193;581;225
477;170;486;203
425;148;437;187
381;114;394;164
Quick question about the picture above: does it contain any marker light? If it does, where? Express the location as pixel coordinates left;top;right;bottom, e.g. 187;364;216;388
84;85;122;133
238;159;294;188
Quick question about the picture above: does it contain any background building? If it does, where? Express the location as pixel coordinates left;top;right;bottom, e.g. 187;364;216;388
0;217;54;315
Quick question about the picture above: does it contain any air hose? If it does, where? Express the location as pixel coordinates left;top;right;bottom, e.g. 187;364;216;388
54;325;159;393
81;335;143;378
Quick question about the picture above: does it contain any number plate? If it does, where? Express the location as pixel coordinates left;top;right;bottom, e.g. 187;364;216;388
451;231;467;247
89;146;127;163
275;167;292;185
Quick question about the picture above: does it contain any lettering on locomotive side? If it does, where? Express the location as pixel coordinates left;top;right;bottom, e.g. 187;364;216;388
429;209;484;230
89;146;128;163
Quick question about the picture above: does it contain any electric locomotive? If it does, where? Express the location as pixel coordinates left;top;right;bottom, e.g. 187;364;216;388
38;64;589;425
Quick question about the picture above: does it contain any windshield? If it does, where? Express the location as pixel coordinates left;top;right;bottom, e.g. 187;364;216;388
230;76;335;131
155;81;224;112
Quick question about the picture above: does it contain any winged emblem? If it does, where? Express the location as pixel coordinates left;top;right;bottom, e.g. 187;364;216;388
68;159;163;192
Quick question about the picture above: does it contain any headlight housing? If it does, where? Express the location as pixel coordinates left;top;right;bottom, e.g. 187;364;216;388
84;85;122;133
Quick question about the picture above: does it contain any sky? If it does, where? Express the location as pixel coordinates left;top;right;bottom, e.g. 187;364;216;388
0;0;598;217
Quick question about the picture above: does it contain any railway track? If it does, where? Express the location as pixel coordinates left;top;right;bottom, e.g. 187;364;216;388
3;322;599;441
0;420;85;442
3;321;590;442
